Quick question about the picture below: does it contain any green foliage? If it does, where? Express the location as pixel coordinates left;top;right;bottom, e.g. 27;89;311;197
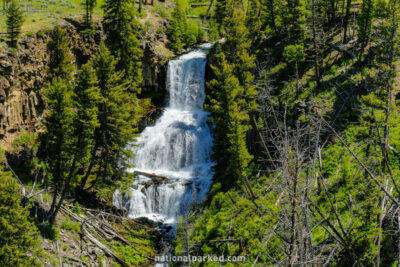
41;77;75;191
173;186;281;265
82;0;97;27
206;2;257;190
358;0;375;48
71;61;100;167
283;44;306;62
6;0;25;48
102;0;143;92
0;172;41;265
73;202;83;216
46;25;74;80
167;0;187;51
167;0;204;51
83;43;136;187
207;53;254;188
61;219;80;232
11;132;39;160
0;149;6;167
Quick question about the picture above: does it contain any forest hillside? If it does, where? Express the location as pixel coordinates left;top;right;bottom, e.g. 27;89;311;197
0;0;399;266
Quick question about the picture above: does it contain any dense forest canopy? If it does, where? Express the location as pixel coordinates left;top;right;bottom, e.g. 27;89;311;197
0;0;399;265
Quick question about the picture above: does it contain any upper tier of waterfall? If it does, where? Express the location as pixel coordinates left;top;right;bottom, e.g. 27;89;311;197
113;44;213;224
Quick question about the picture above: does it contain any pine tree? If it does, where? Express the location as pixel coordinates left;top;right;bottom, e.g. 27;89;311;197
47;26;75;80
102;0;142;93
261;0;279;35
69;61;100;188
246;0;262;45
72;62;100;159
41;77;75;223
282;0;307;45
42;64;100;223
167;0;187;51
5;0;24;48
358;0;375;56
222;1;256;91
83;0;97;28
207;52;254;189
206;1;257;190
0;172;40;266
78;43;136;190
215;0;229;29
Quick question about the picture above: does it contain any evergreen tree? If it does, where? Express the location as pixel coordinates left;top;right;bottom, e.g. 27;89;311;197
41;77;75;223
42;63;100;223
358;0;375;55
102;0;142;93
215;0;229;30
5;0;24;48
282;0;307;45
206;0;257;190
167;0;187;51
69;61;100;190
222;2;256;87
261;0;280;36
167;0;204;51
72;62;100;160
47;26;74;80
78;43;136;190
207;52;254;189
0;172;40;266
83;0;97;28
246;0;262;45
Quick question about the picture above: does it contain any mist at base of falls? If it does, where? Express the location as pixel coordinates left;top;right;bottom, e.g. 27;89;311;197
113;44;214;226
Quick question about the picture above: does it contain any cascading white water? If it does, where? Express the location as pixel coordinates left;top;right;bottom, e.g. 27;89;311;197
113;44;213;225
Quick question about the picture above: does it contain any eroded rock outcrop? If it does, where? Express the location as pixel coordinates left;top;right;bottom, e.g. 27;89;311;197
0;21;170;148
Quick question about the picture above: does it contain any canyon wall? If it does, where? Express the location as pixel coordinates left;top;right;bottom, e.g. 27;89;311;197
0;22;169;148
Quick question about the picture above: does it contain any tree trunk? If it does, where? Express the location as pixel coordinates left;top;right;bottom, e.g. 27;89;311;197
77;150;96;192
311;0;321;85
343;0;351;43
50;182;68;225
202;0;214;24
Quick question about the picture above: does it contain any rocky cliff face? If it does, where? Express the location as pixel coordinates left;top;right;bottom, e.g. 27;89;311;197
0;22;170;148
0;34;48;148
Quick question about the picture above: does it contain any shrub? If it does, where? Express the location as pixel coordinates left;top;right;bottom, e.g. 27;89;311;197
11;132;39;161
61;219;80;233
73;202;83;216
167;0;204;51
0;172;41;265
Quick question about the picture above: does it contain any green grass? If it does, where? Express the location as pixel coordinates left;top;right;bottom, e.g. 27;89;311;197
0;0;105;33
61;219;80;233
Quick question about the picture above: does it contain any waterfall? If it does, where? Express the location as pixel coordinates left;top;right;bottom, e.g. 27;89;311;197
113;44;213;225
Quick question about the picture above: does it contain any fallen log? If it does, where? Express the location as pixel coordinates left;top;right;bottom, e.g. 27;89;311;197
62;255;88;266
135;171;167;180
187;15;200;18
81;223;131;267
328;43;356;58
64;204;156;230
61;206;154;261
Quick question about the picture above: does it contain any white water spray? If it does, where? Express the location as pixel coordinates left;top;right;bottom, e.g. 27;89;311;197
113;44;213;225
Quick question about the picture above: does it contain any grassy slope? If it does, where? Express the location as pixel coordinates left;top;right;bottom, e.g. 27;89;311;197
0;0;213;33
0;0;105;33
